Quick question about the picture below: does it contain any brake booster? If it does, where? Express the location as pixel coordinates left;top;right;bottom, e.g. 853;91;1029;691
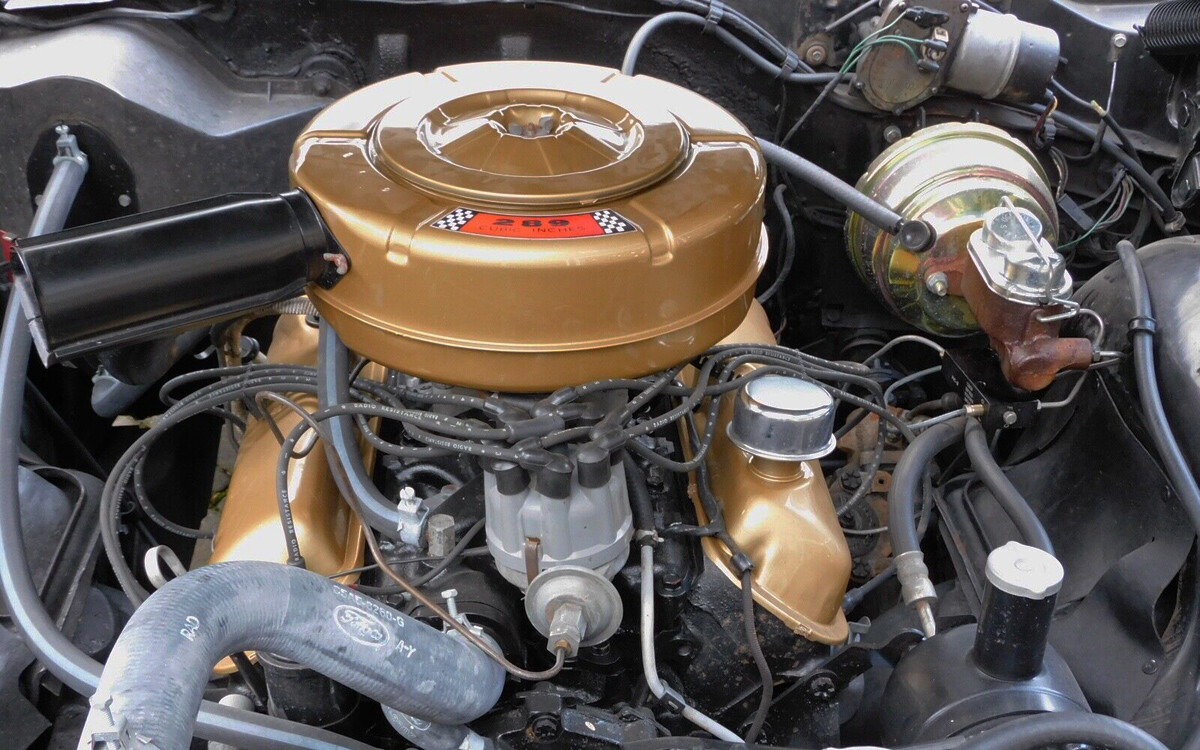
846;123;1095;391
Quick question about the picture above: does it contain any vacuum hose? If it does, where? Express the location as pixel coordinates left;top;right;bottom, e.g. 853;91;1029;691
963;418;1055;555
317;320;414;541
756;139;936;251
80;562;505;750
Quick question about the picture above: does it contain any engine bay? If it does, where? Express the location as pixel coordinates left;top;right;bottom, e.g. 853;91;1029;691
2;1;1200;749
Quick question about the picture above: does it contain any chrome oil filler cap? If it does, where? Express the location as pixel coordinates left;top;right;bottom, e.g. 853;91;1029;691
727;375;837;461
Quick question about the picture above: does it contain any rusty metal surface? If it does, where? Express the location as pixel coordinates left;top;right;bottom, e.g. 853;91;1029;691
959;263;1092;392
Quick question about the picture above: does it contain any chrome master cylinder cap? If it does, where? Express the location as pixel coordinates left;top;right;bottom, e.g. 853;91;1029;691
728;375;837;461
968;204;1072;305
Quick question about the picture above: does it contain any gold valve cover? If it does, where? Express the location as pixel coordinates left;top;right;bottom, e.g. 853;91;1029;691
291;61;766;391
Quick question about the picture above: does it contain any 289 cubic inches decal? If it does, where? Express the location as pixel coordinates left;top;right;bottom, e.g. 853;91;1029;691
430;207;638;238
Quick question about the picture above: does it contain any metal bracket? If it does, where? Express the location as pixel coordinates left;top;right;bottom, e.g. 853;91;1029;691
395;485;430;546
52;124;88;169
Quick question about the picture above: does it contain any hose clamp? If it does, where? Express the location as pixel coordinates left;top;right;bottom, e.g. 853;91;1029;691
395;487;430;546
1128;314;1158;338
777;50;801;80
85;696;154;750
703;0;725;33
661;685;689;713
143;546;187;590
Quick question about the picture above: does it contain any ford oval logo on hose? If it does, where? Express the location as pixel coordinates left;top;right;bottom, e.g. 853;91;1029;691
334;605;390;647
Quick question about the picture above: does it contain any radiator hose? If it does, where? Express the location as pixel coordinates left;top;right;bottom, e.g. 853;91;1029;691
79;562;505;750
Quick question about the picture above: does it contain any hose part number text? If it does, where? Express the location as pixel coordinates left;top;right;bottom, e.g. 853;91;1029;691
180;615;200;643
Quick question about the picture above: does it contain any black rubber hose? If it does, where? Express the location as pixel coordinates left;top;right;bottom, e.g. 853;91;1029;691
623;451;656;533
966;712;1167;750
80;562;505;749
963;419;1055;555
740;570;772;743
317;320;405;538
756;139;935;250
1116;241;1200;533
394;463;465;488
757;184;796;305
842;564;897;613
621;12;835;84
0;153;376;749
888;418;966;556
1117;240;1200;750
758;139;902;235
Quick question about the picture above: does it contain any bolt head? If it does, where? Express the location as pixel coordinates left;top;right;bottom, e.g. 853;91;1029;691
1002;410;1018;425
884;125;903;143
925;271;949;296
805;45;828;65
809;675;837;700
1112;32;1128;48
529;715;560;740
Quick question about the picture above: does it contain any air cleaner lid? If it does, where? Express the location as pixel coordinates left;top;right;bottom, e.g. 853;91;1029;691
371;69;689;208
292;62;766;391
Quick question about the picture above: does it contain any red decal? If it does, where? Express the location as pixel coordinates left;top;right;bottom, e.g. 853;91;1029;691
431;208;637;239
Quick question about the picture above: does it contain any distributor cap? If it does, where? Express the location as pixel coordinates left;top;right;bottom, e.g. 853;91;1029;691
291;61;767;391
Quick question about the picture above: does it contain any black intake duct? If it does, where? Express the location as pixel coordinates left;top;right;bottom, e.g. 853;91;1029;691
13;190;339;365
1143;0;1200;56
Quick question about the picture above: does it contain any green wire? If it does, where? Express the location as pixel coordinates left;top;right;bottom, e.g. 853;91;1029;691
1058;187;1122;251
840;16;923;73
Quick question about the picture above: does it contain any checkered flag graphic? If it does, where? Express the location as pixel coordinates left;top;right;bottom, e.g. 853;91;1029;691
432;207;476;231
591;209;635;234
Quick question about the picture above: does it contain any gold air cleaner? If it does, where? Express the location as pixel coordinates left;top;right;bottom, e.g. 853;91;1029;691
291;61;766;391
